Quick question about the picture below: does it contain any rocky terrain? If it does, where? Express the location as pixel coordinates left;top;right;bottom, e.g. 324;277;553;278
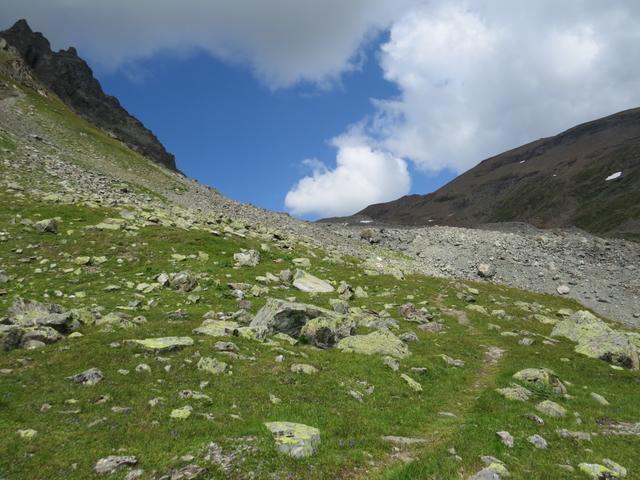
327;108;640;239
1;26;640;480
327;224;640;328
0;19;176;170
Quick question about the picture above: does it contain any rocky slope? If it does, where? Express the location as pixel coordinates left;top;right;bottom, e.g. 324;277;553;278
0;19;176;170
1;27;640;480
328;109;640;238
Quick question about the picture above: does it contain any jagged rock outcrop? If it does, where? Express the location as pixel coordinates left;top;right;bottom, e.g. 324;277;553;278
0;19;176;170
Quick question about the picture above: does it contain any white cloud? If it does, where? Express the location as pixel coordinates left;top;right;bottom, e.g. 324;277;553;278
372;1;640;173
1;0;421;88
284;129;410;217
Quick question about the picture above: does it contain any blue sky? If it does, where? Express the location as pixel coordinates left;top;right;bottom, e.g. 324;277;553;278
5;1;640;219
95;40;454;218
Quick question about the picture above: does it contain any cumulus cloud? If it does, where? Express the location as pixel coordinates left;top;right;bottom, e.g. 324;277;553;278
1;0;420;88
373;0;640;173
284;129;410;217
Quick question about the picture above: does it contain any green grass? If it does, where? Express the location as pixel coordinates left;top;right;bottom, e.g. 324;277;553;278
0;190;639;480
1;53;638;478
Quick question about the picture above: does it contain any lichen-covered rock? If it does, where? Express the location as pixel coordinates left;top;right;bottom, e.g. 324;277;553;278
292;269;334;293
264;422;321;459
21;326;63;345
33;218;57;233
337;331;409;358
250;298;336;338
16;428;37;439
0;325;25;351
513;368;567;395
536;400;567;418
551;311;639;370
400;373;422;392
68;367;104;385
7;298;76;333
169;271;198;292
170;405;193;420
300;316;356;348
157;464;207;480
126;336;194;353
578;463;618;479
527;434;548;449
193;320;240;337
603;459;627;478
197;357;228;375
96;311;145;329
496;383;532;401
234;249;260;267
290;363;318;374
94;455;138;475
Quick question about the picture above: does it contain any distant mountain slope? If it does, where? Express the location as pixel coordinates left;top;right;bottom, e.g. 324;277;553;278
0;19;176;171
327;108;640;237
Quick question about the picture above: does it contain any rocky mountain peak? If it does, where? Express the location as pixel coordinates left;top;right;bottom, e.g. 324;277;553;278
0;19;177;171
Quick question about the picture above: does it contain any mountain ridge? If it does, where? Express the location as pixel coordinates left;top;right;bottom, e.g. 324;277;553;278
324;107;640;238
0;19;177;171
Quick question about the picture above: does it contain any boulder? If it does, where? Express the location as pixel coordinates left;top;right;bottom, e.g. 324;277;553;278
513;368;567;395
292;270;334;293
126;336;194;353
21;326;63;345
290;363;318;374
197;357;228;375
7;298;76;333
169;271;198;292
193;320;240;337
233;249;260;267
300;316;356;348
33;218;57;233
577;463;619;479
0;325;25;351
264;422;321;459
536;400;567;418
337;331;409;358
250;298;336;338
401;373;422;392
68;367;104;385
477;263;496;278
527;434;548;449
551;311;639;370
94;456;138;475
496;383;532;402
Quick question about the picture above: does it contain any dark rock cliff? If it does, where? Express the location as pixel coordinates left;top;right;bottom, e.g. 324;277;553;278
1;19;177;171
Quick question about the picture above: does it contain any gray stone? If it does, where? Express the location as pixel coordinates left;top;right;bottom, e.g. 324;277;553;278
264;422;321;458
478;263;496;278
527;434;548;449
250;298;338;338
68;367;104;385
300;316;356;348
337;331;409;358
34;218;58;234
7;298;75;333
169;271;198;292
197;357;228;375
234;249;260;267
513;368;567;395
292;269;334;293
290;363;318;374
94;455;138;474
125;336;194;353
551;310;639;370
536;400;567;418
496;431;514;448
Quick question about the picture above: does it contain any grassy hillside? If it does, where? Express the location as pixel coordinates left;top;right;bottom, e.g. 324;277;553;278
1;51;639;480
